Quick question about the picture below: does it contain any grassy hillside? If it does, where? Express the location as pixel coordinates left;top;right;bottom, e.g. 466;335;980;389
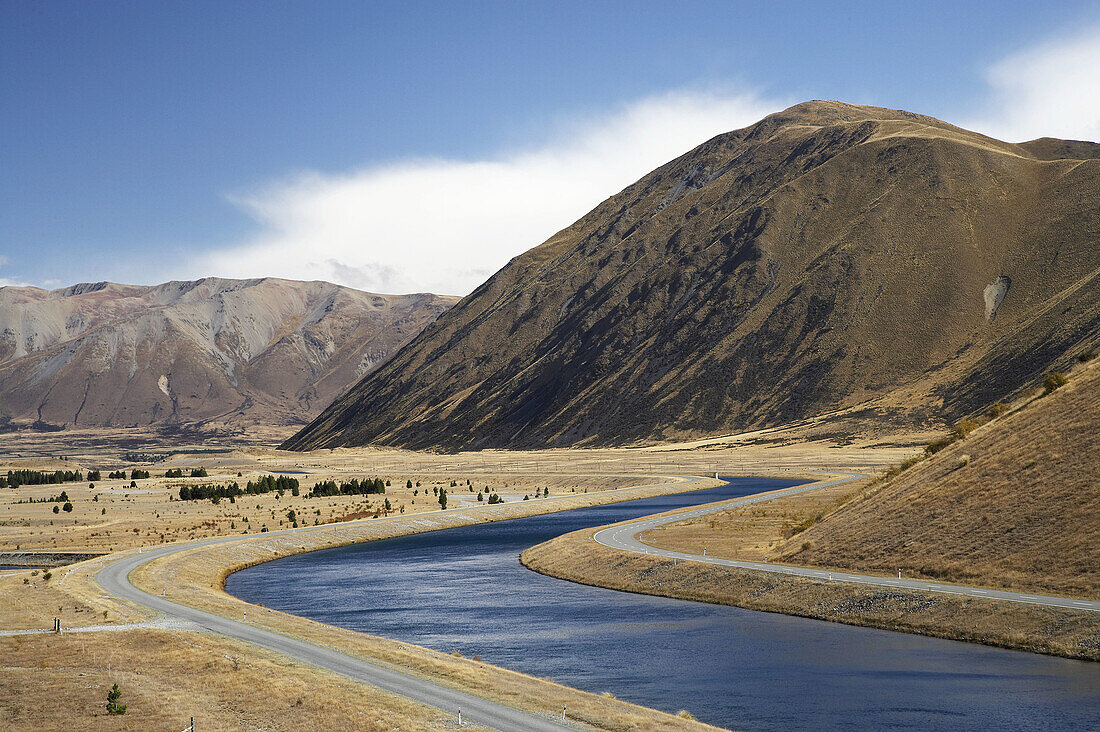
285;101;1100;451
780;359;1100;598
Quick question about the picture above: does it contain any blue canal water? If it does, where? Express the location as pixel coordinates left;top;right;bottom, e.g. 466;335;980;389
227;477;1100;730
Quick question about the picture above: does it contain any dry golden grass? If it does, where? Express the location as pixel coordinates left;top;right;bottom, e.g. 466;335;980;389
2;478;729;731
778;359;1100;598
640;474;873;561
0;461;636;553
2;433;909;555
522;526;1100;661
0;629;472;731
0;436;907;730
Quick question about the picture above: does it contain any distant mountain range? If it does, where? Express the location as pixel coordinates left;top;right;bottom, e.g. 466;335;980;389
0;278;457;430
284;101;1100;451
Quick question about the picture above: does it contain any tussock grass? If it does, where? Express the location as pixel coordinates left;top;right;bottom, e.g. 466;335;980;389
785;360;1100;598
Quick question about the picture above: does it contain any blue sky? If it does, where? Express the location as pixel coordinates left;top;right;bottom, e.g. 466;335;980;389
3;1;1099;294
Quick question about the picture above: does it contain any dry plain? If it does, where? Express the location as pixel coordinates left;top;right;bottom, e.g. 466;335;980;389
1;428;910;731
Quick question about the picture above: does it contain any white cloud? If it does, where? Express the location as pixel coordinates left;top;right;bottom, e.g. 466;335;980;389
191;90;783;295
963;25;1100;143
0;255;29;288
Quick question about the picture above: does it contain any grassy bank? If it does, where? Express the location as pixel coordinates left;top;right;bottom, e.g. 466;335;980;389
521;521;1100;662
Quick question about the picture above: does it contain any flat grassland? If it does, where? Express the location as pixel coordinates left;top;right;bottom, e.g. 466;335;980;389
1;436;907;731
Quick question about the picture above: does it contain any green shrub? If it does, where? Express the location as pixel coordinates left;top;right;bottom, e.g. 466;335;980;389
986;403;1010;419
953;418;980;439
1043;372;1068;394
105;683;126;715
1078;350;1097;363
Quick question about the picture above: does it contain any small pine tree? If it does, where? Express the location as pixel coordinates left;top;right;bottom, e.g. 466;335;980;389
438;489;447;510
106;683;126;715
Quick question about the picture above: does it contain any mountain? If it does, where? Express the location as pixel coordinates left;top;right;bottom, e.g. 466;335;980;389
779;357;1099;598
284;101;1100;451
0;278;457;430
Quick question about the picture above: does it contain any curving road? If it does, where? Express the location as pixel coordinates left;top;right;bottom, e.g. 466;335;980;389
594;474;1100;613
96;521;577;731
92;471;1097;732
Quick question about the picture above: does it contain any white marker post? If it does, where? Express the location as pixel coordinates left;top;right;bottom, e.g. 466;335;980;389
457;708;462;726
562;704;567;722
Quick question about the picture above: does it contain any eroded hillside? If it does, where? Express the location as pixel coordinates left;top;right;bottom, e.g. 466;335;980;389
0;278;457;430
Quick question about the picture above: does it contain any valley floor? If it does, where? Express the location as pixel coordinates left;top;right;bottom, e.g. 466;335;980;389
1;435;904;731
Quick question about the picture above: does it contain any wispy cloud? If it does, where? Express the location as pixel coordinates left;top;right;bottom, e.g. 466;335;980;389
190;90;784;295
962;24;1100;143
0;255;30;287
170;25;1100;297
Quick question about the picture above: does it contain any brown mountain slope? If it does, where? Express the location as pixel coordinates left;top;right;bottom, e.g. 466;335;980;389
285;101;1100;451
0;278;457;429
778;358;1100;598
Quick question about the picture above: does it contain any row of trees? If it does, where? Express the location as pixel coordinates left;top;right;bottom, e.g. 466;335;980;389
248;474;299;494
179;482;240;501
106;469;149;480
3;469;83;488
178;474;300;501
164;467;208;478
309;477;386;497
